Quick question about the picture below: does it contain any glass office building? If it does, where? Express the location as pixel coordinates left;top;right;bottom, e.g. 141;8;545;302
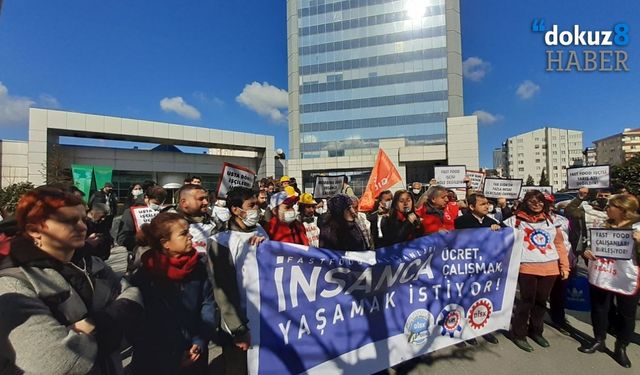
287;0;474;193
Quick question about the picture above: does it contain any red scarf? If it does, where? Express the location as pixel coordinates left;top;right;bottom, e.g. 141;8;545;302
515;210;552;223
142;249;200;281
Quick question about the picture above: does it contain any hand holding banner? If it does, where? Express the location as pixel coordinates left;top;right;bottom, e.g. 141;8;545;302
243;228;521;374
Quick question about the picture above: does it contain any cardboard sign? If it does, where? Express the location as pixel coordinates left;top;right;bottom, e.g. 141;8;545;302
217;163;256;199
567;165;610;189
313;175;346;198
466;170;485;191
483;178;523;200
130;206;160;231
590;229;636;260
519;185;553;199
434;165;467;188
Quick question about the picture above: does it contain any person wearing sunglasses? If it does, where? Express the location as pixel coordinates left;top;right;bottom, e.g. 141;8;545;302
504;190;570;352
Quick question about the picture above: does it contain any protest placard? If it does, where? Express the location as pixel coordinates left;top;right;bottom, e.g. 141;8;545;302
567;165;610;189
130;206;160;231
434;165;467;188
466;170;485;191
590;229;635;260
483;178;523;200
216;163;256;199
313;175;346;198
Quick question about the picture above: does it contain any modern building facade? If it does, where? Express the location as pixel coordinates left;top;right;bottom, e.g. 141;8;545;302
505;127;583;191
286;0;477;194
593;128;640;166
0;108;275;198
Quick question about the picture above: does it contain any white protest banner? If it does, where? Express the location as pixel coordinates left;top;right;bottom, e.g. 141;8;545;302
217;163;256;199
567;165;610;189
519;186;553;199
590;229;635;260
130;206;160;231
434;165;467;188
313;175;345;198
483;178;523;200
466;170;485;191
588;256;639;295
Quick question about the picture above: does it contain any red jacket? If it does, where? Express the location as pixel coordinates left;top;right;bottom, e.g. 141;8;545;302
443;202;458;230
416;206;447;235
265;216;310;246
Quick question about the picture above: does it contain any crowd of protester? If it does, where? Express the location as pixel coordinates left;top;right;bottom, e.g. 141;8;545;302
0;173;638;373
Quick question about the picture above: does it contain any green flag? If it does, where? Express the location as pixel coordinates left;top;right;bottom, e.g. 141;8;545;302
93;165;113;191
71;164;93;199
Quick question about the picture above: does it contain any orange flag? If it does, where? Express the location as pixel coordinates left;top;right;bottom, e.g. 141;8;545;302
358;149;402;211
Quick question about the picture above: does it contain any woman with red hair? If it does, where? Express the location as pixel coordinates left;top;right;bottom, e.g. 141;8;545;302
130;212;215;374
0;186;143;374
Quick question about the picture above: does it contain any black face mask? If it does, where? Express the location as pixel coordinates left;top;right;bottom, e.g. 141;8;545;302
596;198;608;209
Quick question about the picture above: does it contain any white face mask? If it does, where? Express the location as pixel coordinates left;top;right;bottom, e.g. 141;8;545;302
214;206;231;223
283;210;297;223
242;208;259;227
316;207;326;215
487;205;494;212
412;189;421;195
149;203;162;211
132;189;143;197
384;200;392;209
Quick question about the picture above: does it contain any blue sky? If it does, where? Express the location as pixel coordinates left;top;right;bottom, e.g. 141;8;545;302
0;0;638;167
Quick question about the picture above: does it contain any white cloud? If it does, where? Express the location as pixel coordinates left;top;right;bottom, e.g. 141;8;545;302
0;82;36;126
236;81;288;123
39;93;60;108
193;91;224;107
473;110;503;124
159;96;201;120
462;57;491;82
516;80;540;100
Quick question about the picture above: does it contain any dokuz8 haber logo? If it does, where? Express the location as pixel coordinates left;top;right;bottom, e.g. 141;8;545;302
532;19;629;72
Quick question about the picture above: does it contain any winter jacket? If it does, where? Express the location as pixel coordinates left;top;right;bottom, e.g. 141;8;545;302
319;218;369;251
0;236;143;375
207;221;268;344
130;254;215;374
264;216;309;246
381;211;423;245
416;205;447;235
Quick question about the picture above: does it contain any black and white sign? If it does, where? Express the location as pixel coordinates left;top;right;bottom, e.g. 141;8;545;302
434;165;467;188
216;163;256;199
567;165;610;189
313;175;346;198
466;170;485;191
483;178;523;200
590;229;636;260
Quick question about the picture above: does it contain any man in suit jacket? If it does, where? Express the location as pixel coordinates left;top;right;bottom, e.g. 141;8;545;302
454;192;505;346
